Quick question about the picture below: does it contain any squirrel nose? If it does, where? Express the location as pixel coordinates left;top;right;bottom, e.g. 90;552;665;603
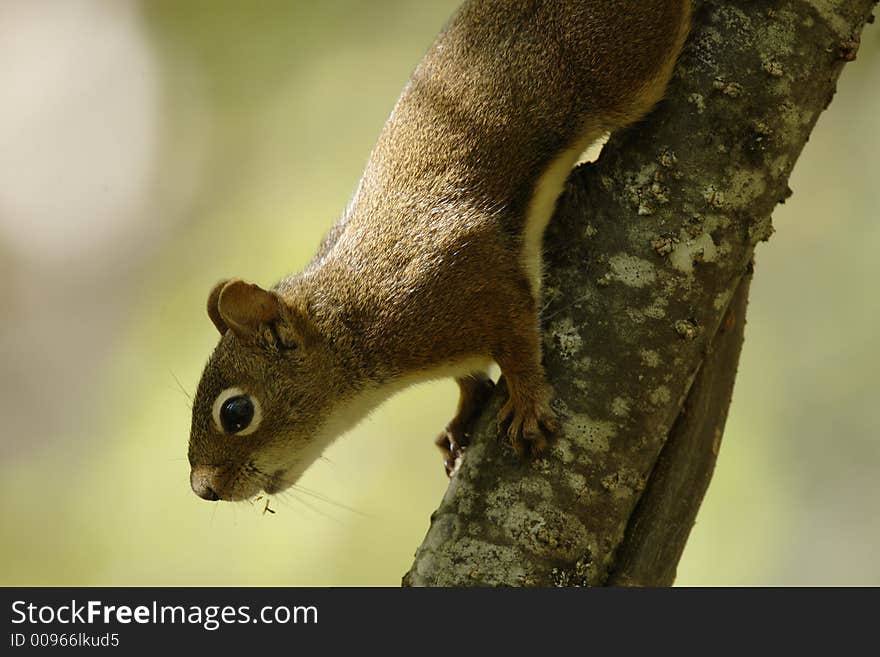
190;466;222;501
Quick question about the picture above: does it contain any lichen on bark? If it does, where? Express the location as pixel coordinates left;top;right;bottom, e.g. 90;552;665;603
404;0;877;587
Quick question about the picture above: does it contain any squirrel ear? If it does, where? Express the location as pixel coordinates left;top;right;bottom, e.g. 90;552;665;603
212;279;282;340
207;279;231;335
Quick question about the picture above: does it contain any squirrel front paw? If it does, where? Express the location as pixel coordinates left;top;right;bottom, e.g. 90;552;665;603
435;374;495;477
497;393;558;458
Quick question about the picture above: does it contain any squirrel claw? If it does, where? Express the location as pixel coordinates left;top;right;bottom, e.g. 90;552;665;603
435;427;467;477
434;374;495;477
498;397;557;458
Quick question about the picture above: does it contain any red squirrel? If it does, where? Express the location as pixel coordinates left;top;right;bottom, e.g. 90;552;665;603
188;0;692;501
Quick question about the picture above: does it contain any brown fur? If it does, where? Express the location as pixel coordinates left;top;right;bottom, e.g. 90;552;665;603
188;0;692;501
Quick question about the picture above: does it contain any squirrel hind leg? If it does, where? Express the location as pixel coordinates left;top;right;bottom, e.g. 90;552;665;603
435;372;495;477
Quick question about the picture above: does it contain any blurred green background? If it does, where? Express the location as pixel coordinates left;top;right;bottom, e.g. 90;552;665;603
0;0;877;586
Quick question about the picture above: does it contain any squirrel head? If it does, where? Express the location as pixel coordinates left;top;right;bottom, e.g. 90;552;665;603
187;279;340;501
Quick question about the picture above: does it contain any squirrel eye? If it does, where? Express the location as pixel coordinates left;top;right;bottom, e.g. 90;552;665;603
220;396;253;433
212;387;262;436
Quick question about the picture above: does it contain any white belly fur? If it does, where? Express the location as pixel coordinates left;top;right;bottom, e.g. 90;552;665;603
521;126;605;298
320;355;491;443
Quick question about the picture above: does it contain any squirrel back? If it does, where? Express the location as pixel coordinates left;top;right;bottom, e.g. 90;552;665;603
350;0;691;289
189;0;691;501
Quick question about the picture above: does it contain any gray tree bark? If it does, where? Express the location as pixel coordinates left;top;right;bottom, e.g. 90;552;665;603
404;0;877;587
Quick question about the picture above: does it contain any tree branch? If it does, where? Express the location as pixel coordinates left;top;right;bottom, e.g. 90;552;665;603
404;0;876;586
607;270;751;586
